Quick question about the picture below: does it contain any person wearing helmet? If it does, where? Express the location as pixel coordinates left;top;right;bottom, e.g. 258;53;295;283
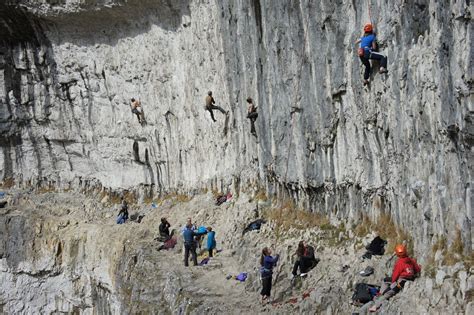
205;91;228;122
359;244;421;313
355;23;388;85
390;244;421;283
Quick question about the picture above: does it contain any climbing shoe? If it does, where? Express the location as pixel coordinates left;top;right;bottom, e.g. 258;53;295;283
379;67;388;74
359;266;374;277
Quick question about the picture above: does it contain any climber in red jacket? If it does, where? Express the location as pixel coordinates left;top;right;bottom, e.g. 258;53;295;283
391;244;421;283
359;244;421;314
365;244;421;313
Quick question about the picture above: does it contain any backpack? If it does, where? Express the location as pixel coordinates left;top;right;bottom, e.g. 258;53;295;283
304;245;315;258
365;236;387;256
352;283;379;306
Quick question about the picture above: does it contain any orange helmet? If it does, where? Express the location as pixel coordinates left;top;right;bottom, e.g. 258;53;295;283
395;244;407;257
364;23;373;33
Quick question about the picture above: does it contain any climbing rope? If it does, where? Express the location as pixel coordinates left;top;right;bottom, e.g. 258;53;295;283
283;2;311;182
368;0;373;25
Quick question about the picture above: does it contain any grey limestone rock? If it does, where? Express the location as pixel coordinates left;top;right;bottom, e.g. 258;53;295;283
0;0;472;313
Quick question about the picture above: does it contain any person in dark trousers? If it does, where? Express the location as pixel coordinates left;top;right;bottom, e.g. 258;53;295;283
246;97;258;137
356;23;388;85
260;247;279;303
116;199;129;224
183;223;207;266
206;227;216;257
291;241;319;277
205;91;227;122
130;98;144;123
159;217;171;240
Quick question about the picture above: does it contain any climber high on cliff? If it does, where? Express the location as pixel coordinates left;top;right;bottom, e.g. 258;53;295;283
130;98;144;124
246;97;258;137
205;91;228;122
355;23;388;85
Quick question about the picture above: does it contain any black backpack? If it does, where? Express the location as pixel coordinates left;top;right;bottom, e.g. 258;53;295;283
352;283;378;306
365;236;387;256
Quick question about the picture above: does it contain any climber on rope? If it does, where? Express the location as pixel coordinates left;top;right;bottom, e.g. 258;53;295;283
246;97;258;137
205;91;228;122
116;198;129;224
130;98;144;124
358;244;421;313
355;23;388;85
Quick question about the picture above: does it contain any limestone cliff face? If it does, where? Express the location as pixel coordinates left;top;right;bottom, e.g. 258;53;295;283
0;0;472;255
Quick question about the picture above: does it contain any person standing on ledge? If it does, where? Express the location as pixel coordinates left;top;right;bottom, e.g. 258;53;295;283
259;247;279;304
183;223;207;266
205;91;228;122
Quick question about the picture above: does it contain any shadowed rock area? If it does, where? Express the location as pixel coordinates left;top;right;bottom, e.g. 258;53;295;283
0;0;472;314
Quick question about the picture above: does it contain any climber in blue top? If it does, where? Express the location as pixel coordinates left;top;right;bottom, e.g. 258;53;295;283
183;224;207;267
259;247;280;303
356;23;388;85
206;227;216;257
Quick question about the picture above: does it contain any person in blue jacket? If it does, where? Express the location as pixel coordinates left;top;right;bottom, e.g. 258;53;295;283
356;23;388;85
206;227;216;257
260;247;280;303
183;224;207;266
116;199;129;224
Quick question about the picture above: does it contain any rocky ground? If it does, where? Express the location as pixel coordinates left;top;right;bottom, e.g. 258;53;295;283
0;189;472;314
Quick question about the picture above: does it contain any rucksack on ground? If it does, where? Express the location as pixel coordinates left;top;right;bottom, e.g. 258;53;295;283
352;283;380;306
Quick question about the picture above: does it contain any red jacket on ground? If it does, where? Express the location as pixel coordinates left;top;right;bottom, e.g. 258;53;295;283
392;257;421;283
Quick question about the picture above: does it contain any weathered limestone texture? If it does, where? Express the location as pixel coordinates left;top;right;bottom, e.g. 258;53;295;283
0;0;472;260
1;192;472;314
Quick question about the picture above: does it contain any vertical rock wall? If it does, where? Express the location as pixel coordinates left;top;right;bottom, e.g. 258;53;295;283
0;0;472;253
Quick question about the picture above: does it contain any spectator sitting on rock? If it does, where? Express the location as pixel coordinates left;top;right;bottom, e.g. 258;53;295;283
291;240;319;279
159;217;171;241
359;244;421;313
